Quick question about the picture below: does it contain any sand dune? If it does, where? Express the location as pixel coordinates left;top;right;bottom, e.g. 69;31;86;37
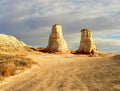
0;54;120;91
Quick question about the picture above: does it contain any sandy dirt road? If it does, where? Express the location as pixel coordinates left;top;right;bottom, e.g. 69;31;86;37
0;54;120;91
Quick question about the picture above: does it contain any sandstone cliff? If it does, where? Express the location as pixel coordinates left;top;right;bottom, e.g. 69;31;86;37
77;29;98;54
45;24;70;53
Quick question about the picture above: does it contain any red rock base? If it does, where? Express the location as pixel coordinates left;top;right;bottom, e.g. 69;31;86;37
43;49;70;54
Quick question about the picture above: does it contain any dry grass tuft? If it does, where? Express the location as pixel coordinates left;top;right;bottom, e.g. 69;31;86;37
89;53;118;57
0;54;37;81
113;54;120;58
89;54;99;57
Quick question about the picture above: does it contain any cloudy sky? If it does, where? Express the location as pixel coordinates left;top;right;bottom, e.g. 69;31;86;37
0;0;120;53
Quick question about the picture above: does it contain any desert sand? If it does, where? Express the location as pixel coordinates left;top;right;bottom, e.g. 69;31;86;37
0;53;120;91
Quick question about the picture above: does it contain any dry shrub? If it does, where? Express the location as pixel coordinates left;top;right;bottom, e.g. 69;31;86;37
70;50;76;54
98;52;116;57
0;62;15;77
112;54;120;60
89;54;99;57
0;76;4;81
89;53;117;57
0;54;37;81
14;58;37;68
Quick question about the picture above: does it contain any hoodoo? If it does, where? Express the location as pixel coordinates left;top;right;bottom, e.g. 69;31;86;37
76;29;98;54
45;24;70;53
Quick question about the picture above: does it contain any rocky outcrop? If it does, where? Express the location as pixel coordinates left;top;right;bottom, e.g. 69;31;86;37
45;24;70;53
76;29;98;54
0;34;27;47
0;34;29;52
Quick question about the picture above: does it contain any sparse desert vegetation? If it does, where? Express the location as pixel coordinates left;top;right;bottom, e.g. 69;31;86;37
0;53;37;81
0;53;120;91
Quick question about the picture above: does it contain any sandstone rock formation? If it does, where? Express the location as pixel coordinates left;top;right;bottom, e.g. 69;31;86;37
0;34;27;46
0;34;28;52
45;24;70;53
76;29;98;54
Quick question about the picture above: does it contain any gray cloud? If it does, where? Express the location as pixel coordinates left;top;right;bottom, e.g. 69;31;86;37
0;0;120;53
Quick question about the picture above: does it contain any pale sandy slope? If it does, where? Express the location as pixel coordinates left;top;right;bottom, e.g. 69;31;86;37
0;54;120;91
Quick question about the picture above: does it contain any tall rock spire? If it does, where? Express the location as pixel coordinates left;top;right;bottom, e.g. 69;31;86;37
77;29;98;54
45;24;70;53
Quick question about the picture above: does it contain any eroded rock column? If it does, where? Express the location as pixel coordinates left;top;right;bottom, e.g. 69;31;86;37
45;24;70;53
76;29;98;54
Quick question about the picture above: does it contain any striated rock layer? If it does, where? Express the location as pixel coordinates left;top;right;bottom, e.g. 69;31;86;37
45;24;70;53
76;29;98;54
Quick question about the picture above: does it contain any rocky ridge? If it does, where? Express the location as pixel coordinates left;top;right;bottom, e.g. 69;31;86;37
0;34;29;52
0;34;26;47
